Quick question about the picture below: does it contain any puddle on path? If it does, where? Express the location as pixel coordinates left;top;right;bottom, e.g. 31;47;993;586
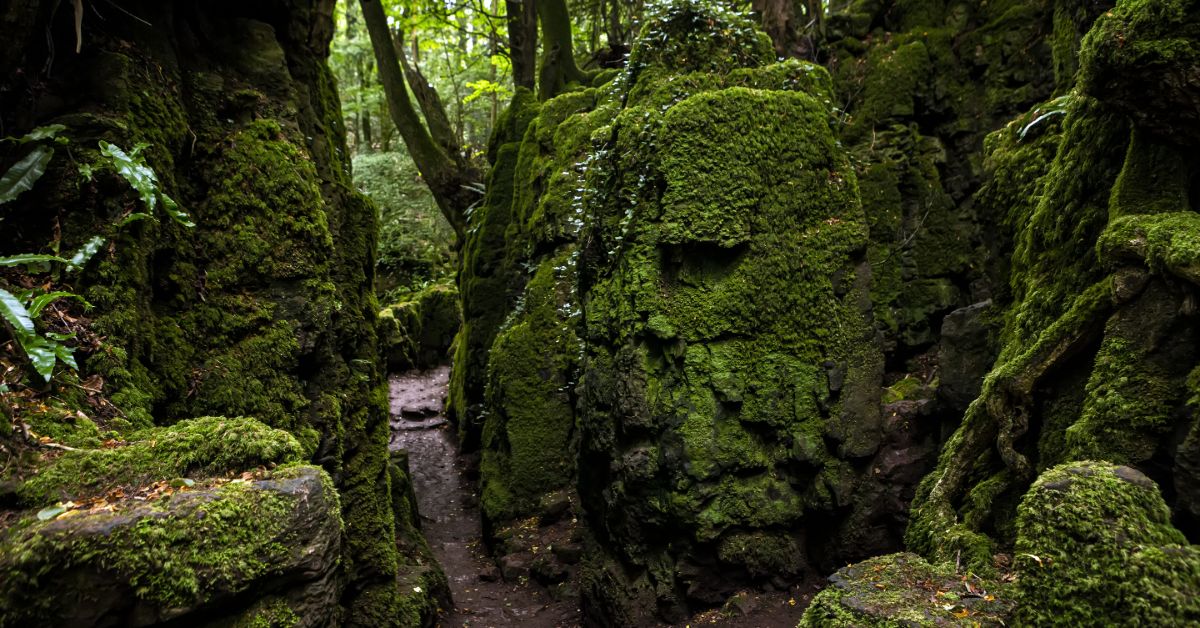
389;366;582;628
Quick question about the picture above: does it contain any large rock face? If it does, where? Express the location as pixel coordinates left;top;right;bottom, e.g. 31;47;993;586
907;0;1200;568
460;3;952;622
550;4;893;623
0;1;430;623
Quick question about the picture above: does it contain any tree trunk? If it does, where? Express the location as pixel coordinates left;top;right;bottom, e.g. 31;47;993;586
537;0;591;100
359;0;476;239
752;0;800;57
506;0;538;89
394;29;460;161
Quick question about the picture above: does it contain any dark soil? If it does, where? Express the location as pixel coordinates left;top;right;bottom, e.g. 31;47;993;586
389;366;581;627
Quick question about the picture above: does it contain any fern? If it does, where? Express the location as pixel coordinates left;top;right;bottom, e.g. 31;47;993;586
0;128;194;385
98;140;194;226
0;287;75;383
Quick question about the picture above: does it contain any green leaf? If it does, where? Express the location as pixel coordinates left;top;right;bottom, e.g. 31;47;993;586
117;212;153;227
67;236;106;270
161;193;195;228
37;504;67;521
99;140;159;211
54;343;77;371
0;145;54;204
0;254;69;268
0;287;35;336
20;124;67;144
28;291;88;318
23;335;57;383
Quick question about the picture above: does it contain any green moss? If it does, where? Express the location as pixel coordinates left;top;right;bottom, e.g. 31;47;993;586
480;249;579;523
882;375;925;404
18;417;303;506
1080;0;1200;99
693;475;804;541
1099;212;1200;280
1014;462;1200;625
24;410;102;449
0;465;339;622
799;553;1014;627
715;531;803;578
380;281;461;371
229;598;301;628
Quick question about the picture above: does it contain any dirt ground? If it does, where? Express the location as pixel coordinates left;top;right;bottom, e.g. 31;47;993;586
390;367;581;627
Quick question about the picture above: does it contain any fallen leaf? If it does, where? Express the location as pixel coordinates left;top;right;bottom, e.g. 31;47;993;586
37;505;67;521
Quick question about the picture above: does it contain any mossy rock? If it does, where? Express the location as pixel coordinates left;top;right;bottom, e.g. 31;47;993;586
0;465;342;626
570;2;885;621
449;89;541;448
1014;461;1200;625
380;282;461;371
799;553;1014;627
480;248;580;526
18;417;304;507
1080;0;1200;145
0;3;423;620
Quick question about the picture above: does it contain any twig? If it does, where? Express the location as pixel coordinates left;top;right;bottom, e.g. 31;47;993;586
40;441;79;452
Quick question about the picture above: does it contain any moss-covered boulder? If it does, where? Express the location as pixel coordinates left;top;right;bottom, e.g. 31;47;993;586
567;2;888;622
0;465;342;627
447;88;540;449
800;553;1014;627
1014;461;1200;625
474;75;613;535
480;248;581;527
379;282;461;371
16;417;304;507
907;0;1200;571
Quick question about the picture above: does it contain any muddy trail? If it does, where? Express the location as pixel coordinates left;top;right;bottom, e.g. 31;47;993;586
389;366;582;627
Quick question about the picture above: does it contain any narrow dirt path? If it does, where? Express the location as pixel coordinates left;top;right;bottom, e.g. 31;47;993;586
389;366;582;628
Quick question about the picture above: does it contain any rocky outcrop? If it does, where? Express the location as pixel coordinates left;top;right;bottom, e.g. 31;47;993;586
0;1;438;623
379;282;461;371
802;462;1200;626
1;464;342;627
908;0;1200;569
825;0;1075;370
